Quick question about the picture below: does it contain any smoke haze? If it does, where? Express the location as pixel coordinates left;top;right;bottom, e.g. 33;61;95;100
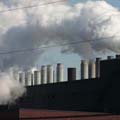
0;0;120;70
0;70;25;105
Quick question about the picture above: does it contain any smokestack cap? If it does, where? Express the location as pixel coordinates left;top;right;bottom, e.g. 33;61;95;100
107;56;114;60
116;54;120;59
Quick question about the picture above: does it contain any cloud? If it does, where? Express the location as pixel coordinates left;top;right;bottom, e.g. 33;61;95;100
0;0;120;67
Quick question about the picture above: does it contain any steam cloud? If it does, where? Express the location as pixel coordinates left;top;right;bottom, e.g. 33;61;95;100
0;70;25;105
0;0;120;103
0;1;120;69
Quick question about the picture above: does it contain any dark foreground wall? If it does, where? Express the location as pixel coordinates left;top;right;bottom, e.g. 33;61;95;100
20;59;120;114
0;105;19;120
20;79;104;112
100;59;120;114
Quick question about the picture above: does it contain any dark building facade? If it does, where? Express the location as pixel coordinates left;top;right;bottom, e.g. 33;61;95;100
20;59;120;114
0;105;19;119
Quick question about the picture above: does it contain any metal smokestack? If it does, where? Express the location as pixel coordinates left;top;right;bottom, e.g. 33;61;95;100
47;65;54;83
96;58;101;78
53;70;55;83
31;73;34;86
25;72;32;86
41;66;47;84
107;56;114;60
81;60;89;79
89;61;96;79
56;63;64;82
116;54;120;59
19;73;22;84
68;68;76;81
34;70;41;85
14;72;19;82
19;72;25;86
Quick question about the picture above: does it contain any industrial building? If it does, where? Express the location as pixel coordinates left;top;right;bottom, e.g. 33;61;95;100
1;55;120;119
18;55;120;114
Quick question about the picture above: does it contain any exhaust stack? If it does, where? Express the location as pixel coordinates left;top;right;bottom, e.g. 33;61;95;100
34;70;41;85
25;72;32;86
107;56;114;60
81;60;89;79
41;66;47;84
96;58;101;78
56;63;64;82
68;68;76;81
31;73;34;86
116;54;120;59
47;65;54;83
19;72;25;86
89;61;96;79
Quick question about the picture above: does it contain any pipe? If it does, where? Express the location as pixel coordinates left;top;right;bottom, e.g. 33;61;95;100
53;70;55;83
41;66;47;84
31;73;34;86
96;58;101;78
19;72;25;86
19;73;22;83
13;72;19;82
47;65;54;83
25;72;31;86
56;63;64;82
89;61;96;79
34;70;41;85
116;54;120;59
81;60;89;79
68;68;76;81
107;56;114;60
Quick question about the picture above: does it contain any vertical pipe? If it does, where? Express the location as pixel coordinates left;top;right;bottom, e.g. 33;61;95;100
47;65;54;83
34;70;41;85
25;72;27;86
25;72;32;86
13;72;19;82
56;63;64;82
19;72;25;86
19;73;22;83
89;61;96;79
68;68;76;81
81;60;89;79
53;70;55;83
31;73;34;86
22;72;25;86
39;70;41;84
41;66;47;84
116;54;120;59
107;56;113;60
96;58;101;78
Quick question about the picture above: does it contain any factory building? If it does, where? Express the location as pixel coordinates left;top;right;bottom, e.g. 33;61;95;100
18;55;120;114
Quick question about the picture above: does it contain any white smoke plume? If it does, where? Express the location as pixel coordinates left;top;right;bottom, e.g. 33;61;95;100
0;0;120;69
0;70;26;105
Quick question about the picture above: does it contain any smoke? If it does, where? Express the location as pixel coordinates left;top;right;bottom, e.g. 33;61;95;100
0;1;120;69
0;70;26;105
